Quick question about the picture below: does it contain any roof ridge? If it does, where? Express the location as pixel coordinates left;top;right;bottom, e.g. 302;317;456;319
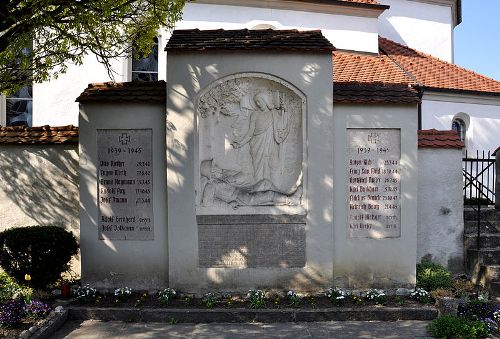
378;36;500;86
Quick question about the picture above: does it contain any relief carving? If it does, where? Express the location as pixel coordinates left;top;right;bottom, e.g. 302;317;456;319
197;75;304;211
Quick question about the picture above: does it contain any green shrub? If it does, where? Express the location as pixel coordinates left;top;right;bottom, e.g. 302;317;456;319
428;315;490;339
0;226;79;289
416;262;453;291
0;272;32;302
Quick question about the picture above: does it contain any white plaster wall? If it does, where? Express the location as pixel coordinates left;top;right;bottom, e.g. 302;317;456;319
422;93;500;153
79;103;168;290
332;104;419;288
167;51;334;293
179;3;379;53
30;2;378;128
0;144;80;273
417;148;464;273
378;0;453;61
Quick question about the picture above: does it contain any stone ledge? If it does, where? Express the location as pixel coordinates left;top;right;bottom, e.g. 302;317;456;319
18;308;68;339
196;214;306;225
68;306;437;323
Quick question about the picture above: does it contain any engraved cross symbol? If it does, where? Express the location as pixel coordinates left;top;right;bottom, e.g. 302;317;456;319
367;132;380;144
119;133;131;145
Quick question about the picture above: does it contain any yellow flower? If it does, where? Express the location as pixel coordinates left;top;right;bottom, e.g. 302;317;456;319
24;274;31;281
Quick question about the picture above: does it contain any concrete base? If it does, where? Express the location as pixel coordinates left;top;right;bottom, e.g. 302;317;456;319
68;306;437;323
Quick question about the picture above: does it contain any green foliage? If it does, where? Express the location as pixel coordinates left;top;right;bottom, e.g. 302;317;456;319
0;0;187;93
0;272;32;302
428;315;490;339
416;262;453;291
202;292;218;309
0;226;79;289
247;289;266;309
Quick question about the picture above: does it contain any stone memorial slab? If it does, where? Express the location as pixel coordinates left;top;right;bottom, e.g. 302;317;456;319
97;129;153;240
347;129;401;238
198;222;306;268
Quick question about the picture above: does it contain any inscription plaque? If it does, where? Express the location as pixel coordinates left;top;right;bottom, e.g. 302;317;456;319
347;129;401;238
199;224;306;268
97;129;153;240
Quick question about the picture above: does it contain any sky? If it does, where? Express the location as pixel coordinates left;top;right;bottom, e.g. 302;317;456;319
454;0;500;81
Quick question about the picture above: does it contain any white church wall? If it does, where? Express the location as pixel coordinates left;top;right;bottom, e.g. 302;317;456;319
378;0;454;62
422;93;500;154
179;2;380;53
417;147;464;273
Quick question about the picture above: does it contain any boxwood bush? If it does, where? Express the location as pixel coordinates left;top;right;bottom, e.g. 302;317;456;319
428;315;490;339
0;226;78;289
416;261;453;291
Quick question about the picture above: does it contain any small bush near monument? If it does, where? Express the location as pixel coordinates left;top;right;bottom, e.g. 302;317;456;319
428;315;490;339
0;226;78;289
416;262;453;291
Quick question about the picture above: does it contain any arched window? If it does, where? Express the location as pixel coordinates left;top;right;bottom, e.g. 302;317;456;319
452;118;466;141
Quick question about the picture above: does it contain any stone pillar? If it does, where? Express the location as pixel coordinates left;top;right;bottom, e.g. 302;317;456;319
495;147;500;209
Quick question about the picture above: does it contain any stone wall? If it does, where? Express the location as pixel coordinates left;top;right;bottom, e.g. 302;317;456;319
417;148;464;273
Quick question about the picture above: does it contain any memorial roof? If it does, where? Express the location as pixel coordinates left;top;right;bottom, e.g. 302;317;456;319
165;29;335;52
418;129;465;149
0;125;78;145
333;82;421;104
76;81;166;103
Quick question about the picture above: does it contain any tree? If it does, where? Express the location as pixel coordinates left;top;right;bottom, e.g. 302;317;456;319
0;0;186;93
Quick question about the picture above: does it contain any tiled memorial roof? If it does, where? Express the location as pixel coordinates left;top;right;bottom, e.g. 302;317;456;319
335;0;383;5
418;129;465;149
334;82;421;104
0;125;78;145
76;81;166;103
379;37;500;95
165;29;335;52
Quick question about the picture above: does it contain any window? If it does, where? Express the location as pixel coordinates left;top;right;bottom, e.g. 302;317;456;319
452;118;466;142
131;37;158;82
6;86;32;126
2;46;32;126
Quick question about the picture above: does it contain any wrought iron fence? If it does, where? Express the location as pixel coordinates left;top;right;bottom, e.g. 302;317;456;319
463;150;496;205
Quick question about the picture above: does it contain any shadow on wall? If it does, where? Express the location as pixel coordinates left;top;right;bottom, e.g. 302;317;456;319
0;144;80;237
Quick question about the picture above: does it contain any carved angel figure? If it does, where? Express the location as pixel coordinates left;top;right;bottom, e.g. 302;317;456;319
230;91;290;185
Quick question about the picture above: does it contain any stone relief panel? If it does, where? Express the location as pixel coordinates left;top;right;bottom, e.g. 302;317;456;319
197;74;305;214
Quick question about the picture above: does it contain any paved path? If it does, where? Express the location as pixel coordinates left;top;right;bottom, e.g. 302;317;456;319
53;320;434;338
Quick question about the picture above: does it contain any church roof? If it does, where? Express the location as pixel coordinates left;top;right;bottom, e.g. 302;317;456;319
379;37;500;95
333;37;500;98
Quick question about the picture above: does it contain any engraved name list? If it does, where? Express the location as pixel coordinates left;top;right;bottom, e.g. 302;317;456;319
97;129;153;240
347;129;401;238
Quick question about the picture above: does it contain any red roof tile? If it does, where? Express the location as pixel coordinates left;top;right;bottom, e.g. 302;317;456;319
0;125;78;145
418;129;465;149
333;50;415;85
334;82;421;104
165;29;334;52
76;81;166;103
379;37;500;95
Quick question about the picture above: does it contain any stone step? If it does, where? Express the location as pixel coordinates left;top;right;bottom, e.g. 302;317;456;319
469;265;500;286
464;208;500;222
466;248;500;272
464;221;500;234
464;234;500;249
